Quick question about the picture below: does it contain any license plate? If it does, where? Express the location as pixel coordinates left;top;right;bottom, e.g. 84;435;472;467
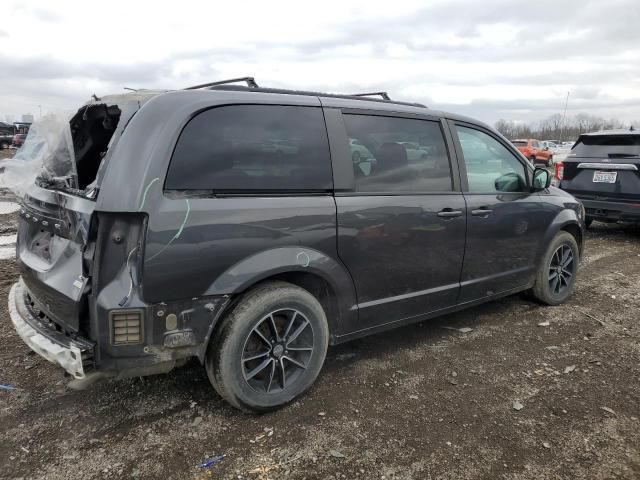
593;171;617;183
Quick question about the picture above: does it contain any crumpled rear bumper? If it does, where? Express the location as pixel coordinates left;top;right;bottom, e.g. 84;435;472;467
8;279;94;379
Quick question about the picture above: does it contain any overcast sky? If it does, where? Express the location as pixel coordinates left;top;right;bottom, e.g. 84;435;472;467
1;0;639;125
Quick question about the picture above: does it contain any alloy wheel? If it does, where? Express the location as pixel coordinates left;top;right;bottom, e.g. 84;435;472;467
548;244;574;295
241;309;314;394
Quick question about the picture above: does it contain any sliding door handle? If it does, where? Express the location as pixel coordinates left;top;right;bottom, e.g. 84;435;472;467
437;209;463;218
471;207;493;217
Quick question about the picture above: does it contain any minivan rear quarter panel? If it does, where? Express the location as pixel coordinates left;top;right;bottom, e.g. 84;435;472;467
96;91;358;336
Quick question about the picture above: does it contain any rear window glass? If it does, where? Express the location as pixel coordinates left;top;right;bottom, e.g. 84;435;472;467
572;134;640;156
165;105;332;192
511;141;527;146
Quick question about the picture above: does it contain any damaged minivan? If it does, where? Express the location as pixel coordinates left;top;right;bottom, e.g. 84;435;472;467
7;78;586;412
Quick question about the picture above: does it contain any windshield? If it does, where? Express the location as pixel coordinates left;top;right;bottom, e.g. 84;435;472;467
572;134;640;157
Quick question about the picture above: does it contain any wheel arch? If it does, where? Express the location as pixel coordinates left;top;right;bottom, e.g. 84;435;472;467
199;247;358;362
536;209;584;265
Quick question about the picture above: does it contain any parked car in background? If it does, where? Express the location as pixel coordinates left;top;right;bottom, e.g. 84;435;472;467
542;141;558;152
9;80;585;412
511;139;554;167
399;141;430;162
349;137;375;162
262;139;298;155
556;127;640;227
0;132;13;149
12;133;27;148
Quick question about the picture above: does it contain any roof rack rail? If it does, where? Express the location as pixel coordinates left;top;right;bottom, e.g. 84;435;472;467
351;92;391;101
197;84;427;108
185;77;259;90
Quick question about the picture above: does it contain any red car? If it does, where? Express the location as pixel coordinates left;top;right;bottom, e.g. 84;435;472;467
511;139;554;167
12;133;27;148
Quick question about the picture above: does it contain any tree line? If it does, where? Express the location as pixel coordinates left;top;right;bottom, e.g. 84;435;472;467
494;113;637;142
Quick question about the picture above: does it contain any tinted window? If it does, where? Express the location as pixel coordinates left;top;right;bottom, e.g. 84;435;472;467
343;114;452;193
456;126;527;193
166;105;332;192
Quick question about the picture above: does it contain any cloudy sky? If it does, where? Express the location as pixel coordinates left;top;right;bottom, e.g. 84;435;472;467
1;0;639;125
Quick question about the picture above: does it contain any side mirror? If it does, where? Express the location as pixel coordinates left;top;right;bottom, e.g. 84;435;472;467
532;167;551;191
495;172;525;192
544;146;549;151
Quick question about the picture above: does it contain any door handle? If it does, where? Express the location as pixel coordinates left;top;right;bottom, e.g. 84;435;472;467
437;209;463;218
471;207;493;217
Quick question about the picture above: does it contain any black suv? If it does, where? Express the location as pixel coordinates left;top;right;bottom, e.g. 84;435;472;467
556;128;640;226
7;79;585;412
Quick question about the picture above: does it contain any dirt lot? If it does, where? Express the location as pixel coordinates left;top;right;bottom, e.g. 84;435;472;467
0;188;639;479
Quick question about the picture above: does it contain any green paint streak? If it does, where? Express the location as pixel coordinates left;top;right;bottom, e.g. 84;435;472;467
138;177;160;211
146;199;190;262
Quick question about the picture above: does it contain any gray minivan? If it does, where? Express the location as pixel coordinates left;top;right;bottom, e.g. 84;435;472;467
8;78;585;411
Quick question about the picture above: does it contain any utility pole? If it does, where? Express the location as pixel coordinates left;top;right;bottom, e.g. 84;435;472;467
559;91;570;143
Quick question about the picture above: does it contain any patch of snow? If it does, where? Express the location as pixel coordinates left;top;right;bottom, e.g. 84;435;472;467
0;202;20;214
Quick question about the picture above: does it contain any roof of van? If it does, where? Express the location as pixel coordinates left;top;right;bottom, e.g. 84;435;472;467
89;85;491;132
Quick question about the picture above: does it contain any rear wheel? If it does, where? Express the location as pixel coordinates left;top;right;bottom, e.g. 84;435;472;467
530;231;579;305
0;141;8;149
585;217;594;228
206;281;329;412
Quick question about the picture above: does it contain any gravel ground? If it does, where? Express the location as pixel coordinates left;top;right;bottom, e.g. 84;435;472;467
0;194;639;479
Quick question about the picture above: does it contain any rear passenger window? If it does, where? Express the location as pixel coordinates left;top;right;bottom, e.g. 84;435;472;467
165;105;332;192
342;114;453;193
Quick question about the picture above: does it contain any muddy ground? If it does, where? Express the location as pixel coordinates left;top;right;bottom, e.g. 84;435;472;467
0;185;639;479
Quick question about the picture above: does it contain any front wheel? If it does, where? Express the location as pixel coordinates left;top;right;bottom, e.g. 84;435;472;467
530;231;579;305
206;281;329;412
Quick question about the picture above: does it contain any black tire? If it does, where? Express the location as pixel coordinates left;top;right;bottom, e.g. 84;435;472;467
529;156;536;165
206;281;329;412
352;151;361;163
585;217;594;228
530;231;579;305
0;141;8;149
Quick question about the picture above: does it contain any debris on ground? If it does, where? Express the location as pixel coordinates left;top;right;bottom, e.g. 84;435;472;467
197;454;225;469
601;406;617;416
328;450;346;458
0;384;16;391
442;326;474;333
513;400;524;411
564;365;577;374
